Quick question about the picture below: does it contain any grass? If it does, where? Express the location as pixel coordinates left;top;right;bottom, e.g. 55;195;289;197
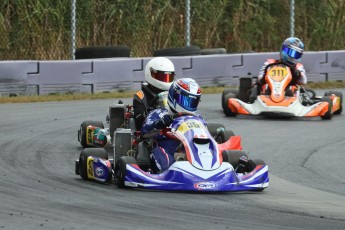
0;81;344;104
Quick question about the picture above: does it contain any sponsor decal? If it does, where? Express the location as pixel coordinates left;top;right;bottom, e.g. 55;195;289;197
194;181;217;190
87;157;95;179
95;166;104;177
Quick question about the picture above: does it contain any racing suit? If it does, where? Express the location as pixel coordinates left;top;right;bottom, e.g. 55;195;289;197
141;108;207;171
133;83;165;131
250;59;307;101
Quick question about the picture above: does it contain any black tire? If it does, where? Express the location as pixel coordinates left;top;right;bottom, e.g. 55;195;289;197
223;93;237;117
207;122;225;136
114;156;137;188
207;122;235;143
320;96;333;120
216;129;235;143
201;48;227;55
79;148;109;181
222;150;248;169
221;89;238;111
75;45;131;59
304;88;316;99
78;120;104;148
324;91;343;114
153;46;201;57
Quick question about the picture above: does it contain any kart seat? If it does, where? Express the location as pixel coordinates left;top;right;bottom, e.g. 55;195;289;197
136;142;151;170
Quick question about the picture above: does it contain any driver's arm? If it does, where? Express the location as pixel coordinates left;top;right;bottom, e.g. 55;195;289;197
141;110;173;139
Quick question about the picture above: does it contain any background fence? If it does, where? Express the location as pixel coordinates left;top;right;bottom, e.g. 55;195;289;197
1;50;344;96
1;0;345;60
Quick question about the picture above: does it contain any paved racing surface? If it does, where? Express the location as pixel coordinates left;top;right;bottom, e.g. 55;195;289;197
0;90;344;230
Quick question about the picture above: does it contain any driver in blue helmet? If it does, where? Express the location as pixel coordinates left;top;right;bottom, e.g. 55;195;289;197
250;37;307;101
140;78;206;172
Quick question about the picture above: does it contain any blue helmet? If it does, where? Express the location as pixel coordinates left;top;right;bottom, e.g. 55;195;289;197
280;37;304;66
167;78;201;114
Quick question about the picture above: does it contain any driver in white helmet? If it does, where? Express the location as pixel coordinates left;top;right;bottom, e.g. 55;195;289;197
133;57;175;130
141;78;206;172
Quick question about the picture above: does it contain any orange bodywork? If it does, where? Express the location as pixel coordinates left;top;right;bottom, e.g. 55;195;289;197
265;65;293;103
259;95;297;107
218;136;243;163
218;136;242;154
304;102;329;117
228;98;250;114
331;95;342;112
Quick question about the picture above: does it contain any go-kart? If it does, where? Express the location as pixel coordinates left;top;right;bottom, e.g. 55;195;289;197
77;100;135;150
77;91;169;149
75;112;269;192
222;63;343;120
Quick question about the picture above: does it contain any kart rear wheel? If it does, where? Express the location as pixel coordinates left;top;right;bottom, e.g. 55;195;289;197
79;148;109;181
223;93;237;117
114;156;137;188
222;150;248;169
78;120;104;148
324;91;343;114
320;96;333;120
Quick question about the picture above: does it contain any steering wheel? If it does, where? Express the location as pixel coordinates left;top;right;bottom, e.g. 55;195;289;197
162;112;194;140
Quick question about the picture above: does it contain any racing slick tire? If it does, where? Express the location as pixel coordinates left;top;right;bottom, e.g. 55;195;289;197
114;156;137;188
324;91;343;114
75;45;131;59
200;48;227;55
223;93;237;117
222;150;248;169
79;148;110;181
153;46;201;57
78;120;104;148
207;122;235;144
320;96;334;120
221;89;238;111
304;88;316;99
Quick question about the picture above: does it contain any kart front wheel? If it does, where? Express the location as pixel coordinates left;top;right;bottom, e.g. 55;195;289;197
324;91;343;114
222;150;248;169
79;148;109;181
223;93;237;117
114;156;137;188
221;89;238;111
78;120;104;147
208;123;235;144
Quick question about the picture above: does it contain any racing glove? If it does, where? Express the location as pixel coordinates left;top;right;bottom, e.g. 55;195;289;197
291;67;301;78
154;114;173;129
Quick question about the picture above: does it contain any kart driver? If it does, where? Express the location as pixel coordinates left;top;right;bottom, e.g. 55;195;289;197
133;57;175;130
140;78;205;172
250;37;307;101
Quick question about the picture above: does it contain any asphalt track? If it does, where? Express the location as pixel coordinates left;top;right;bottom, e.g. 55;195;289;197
0;90;344;230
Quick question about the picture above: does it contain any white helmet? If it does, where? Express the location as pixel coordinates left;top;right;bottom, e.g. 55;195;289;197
145;57;175;91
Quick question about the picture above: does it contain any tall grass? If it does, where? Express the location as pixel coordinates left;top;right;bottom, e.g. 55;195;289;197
0;0;344;60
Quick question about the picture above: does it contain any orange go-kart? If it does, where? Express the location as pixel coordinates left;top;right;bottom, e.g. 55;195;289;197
222;63;342;120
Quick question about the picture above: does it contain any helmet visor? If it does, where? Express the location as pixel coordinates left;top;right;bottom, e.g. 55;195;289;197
151;70;174;83
172;89;200;111
282;45;303;59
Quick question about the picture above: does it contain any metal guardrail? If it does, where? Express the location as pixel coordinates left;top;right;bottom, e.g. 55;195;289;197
0;51;344;96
